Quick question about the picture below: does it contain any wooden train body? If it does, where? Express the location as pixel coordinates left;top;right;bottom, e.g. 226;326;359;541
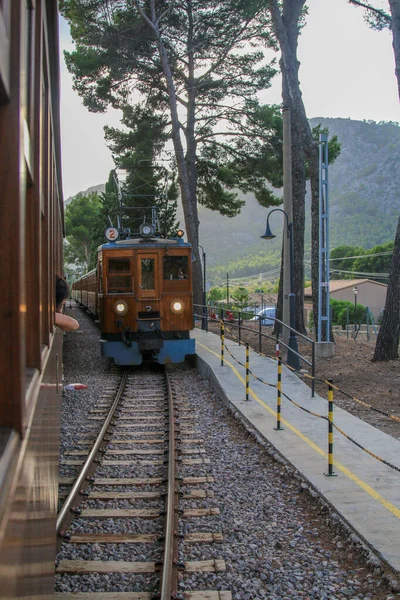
72;236;196;365
0;1;64;596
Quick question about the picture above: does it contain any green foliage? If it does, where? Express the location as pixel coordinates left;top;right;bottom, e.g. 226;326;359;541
60;0;283;218
309;299;367;330
208;245;282;282
231;287;250;308
348;0;391;31
352;242;393;283
103;105;179;237
330;242;393;283
330;245;365;279
64;192;103;271
208;287;226;302
311;124;341;167
335;301;367;328
196;100;283;214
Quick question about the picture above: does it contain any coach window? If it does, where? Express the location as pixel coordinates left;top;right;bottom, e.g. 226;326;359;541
141;258;155;290
98;260;103;294
107;257;133;293
163;256;189;280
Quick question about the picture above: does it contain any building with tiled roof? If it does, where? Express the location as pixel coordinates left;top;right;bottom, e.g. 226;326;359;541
304;279;387;319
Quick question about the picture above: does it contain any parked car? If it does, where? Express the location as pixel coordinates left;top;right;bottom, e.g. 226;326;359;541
250;306;276;326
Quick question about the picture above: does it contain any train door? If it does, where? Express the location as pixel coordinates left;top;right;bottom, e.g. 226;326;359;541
137;253;159;300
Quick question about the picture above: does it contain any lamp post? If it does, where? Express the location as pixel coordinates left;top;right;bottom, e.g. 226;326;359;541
261;208;300;370
193;245;207;331
353;285;358;332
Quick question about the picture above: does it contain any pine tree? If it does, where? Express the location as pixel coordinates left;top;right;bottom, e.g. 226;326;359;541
372;217;400;361
60;0;283;303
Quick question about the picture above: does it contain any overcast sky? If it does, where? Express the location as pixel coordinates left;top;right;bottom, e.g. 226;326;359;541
59;0;398;200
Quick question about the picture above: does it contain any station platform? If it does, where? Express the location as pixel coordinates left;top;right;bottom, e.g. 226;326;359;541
191;327;400;576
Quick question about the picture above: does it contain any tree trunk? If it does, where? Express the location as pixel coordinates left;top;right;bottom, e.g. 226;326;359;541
389;0;400;99
372;217;400;361
269;0;308;335
291;105;307;334
136;0;203;305
184;0;203;307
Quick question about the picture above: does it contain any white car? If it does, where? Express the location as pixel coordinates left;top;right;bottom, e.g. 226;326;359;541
250;307;276;326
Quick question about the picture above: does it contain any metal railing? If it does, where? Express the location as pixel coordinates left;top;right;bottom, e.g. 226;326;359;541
193;303;315;397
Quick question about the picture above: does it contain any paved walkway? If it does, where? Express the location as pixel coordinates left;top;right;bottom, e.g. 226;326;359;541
192;328;400;575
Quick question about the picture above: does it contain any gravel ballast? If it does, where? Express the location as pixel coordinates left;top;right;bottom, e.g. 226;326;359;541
57;302;399;599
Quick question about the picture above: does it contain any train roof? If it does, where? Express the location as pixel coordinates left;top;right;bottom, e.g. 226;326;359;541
99;237;192;250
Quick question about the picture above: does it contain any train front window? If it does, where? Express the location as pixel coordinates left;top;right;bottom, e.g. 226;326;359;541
141;258;155;290
107;257;133;293
163;256;189;280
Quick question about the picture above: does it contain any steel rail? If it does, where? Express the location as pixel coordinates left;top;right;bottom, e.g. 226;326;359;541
56;371;128;539
160;368;178;599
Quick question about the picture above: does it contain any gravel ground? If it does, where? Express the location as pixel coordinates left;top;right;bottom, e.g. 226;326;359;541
57;303;400;599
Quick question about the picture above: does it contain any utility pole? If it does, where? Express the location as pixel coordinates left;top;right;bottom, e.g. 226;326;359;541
282;107;293;347
226;272;229;304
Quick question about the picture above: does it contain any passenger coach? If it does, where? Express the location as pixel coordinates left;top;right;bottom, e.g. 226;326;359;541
73;226;196;365
0;1;64;596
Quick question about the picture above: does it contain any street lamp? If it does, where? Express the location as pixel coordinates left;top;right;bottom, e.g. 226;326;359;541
193;244;207;331
353;285;358;332
261;208;300;370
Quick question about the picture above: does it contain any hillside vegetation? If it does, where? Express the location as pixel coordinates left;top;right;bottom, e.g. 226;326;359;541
197;118;400;282
308;118;400;249
67;118;400;284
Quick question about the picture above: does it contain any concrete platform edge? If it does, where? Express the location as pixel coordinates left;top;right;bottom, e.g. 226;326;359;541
193;353;400;579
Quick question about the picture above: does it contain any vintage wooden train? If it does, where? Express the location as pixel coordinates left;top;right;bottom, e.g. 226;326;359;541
72;225;196;365
0;1;65;596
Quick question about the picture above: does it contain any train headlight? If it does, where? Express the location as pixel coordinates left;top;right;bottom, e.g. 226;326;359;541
139;223;155;237
114;301;128;316
170;300;183;314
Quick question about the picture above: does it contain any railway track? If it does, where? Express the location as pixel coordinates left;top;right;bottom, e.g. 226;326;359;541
55;366;231;599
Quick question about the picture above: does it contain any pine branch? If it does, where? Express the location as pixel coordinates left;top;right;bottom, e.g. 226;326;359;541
348;0;392;24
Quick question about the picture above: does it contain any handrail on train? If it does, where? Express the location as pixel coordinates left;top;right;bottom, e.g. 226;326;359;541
193;302;315;397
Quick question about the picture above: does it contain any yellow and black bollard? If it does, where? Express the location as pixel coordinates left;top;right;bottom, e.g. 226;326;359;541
325;379;336;476
220;320;225;366
245;343;250;401
274;354;283;430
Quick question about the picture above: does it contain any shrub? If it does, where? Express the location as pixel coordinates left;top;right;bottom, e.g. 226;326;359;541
309;299;366;330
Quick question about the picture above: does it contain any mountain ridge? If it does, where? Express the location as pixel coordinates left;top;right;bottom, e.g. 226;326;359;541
66;117;400;280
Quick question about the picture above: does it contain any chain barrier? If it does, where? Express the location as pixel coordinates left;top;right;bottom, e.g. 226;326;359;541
224;322;273;360
329;383;400;423
332;422;400;474
216;319;400;475
222;341;248;370
280;352;400;424
223;340;277;388
247;369;276;388
280;390;328;421
222;323;276;388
